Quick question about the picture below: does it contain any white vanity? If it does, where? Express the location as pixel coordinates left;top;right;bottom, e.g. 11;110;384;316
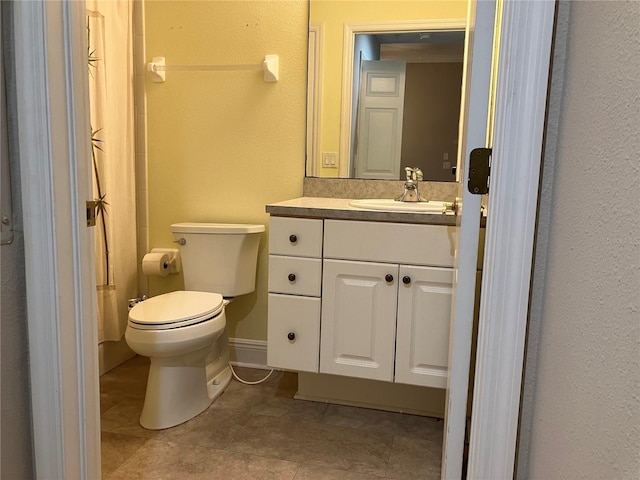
266;198;481;415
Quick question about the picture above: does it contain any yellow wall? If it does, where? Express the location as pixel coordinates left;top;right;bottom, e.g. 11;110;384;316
310;0;468;176
144;0;308;340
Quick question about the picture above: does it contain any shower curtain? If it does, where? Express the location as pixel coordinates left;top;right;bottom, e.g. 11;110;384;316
87;0;138;343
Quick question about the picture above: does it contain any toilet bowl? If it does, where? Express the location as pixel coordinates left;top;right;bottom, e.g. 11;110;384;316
125;222;264;430
126;291;230;430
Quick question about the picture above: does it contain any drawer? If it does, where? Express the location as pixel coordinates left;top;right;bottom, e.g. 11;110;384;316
267;294;320;373
324;220;456;267
268;255;322;297
269;217;323;258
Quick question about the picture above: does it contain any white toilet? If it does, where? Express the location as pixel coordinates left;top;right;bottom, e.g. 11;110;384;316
125;222;264;430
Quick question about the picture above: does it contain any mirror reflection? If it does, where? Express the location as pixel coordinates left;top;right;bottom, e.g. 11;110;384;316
306;1;468;181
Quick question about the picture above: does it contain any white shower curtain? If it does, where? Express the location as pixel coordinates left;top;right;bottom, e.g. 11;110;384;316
87;0;137;343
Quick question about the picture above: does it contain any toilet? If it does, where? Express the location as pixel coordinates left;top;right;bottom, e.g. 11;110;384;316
125;222;264;430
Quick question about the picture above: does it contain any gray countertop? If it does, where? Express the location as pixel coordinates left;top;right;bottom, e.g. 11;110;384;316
265;197;459;226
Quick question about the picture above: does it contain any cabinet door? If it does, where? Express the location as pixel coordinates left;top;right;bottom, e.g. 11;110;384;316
395;265;453;388
320;259;398;381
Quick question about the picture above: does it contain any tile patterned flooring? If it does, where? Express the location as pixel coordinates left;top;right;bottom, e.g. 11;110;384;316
100;356;443;479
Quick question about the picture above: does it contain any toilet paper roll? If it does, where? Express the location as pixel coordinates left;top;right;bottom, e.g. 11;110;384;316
142;252;170;277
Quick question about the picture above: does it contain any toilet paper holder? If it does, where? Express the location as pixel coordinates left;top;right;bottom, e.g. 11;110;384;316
148;248;181;274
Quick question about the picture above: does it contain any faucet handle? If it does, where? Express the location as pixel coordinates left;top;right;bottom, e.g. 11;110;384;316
414;168;423;181
404;166;414;181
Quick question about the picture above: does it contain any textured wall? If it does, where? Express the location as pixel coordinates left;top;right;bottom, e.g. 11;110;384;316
144;1;308;341
1;2;34;470
519;1;640;478
0;223;34;479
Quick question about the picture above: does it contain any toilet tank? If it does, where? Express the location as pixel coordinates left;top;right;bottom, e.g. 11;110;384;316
170;223;265;297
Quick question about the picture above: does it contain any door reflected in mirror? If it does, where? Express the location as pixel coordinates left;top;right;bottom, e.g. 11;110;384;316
306;1;468;181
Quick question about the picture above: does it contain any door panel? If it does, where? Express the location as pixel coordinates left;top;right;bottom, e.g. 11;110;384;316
395;265;453;388
320;259;398;381
355;60;406;179
443;0;497;477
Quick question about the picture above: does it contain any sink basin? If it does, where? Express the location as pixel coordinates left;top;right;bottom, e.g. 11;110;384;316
349;199;451;214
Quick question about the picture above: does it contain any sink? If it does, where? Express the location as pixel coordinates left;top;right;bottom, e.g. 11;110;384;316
349;199;452;214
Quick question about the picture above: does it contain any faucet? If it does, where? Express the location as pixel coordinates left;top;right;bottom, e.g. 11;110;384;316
397;167;425;202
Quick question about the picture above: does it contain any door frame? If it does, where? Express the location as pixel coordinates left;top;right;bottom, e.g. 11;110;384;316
15;0;556;479
468;1;556;476
12;1;101;478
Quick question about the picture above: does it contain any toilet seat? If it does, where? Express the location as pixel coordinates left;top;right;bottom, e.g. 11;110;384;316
128;290;224;331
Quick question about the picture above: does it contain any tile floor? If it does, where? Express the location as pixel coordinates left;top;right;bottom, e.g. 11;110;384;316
100;356;444;479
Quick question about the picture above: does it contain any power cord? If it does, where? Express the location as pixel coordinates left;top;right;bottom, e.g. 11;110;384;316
228;363;276;385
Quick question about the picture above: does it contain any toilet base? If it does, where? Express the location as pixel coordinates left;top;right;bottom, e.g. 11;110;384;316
139;362;232;430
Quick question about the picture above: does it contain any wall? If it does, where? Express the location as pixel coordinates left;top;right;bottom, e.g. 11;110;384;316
0;188;34;480
519;1;640;477
309;0;467;177
1;2;34;474
400;62;462;182
144;1;307;341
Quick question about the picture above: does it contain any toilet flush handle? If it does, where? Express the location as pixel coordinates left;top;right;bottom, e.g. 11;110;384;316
173;238;186;246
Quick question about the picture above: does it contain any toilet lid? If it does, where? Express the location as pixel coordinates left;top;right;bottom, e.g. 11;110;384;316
128;291;224;329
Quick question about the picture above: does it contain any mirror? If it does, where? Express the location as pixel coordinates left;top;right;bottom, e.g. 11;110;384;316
306;1;468;181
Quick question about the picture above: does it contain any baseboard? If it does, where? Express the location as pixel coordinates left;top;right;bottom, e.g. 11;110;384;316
228;337;268;370
297;371;446;418
98;338;136;375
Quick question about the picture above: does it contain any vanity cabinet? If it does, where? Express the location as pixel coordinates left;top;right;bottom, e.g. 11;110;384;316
267;215;456;388
321;220;454;388
320;260;452;388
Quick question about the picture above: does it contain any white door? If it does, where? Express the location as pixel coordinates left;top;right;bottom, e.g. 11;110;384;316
354;60;406;179
395;265;453;389
442;0;497;478
320;259;398;381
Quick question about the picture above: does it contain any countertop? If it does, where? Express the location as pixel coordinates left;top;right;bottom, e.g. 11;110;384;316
265;197;459;226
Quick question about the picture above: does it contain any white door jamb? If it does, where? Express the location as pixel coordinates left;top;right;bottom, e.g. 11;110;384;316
14;1;101;478
468;0;556;477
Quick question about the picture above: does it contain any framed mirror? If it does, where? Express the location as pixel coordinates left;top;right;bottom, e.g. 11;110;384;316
306;1;468;181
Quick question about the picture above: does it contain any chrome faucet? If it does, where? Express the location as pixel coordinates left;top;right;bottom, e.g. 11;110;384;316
397;167;425;202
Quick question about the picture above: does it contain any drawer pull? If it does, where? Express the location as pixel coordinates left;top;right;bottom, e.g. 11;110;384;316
288;273;296;282
402;276;411;285
287;332;296;341
289;234;297;243
385;274;394;283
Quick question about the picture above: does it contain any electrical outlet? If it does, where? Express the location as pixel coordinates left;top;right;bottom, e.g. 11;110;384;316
443;161;451;169
322;152;338;168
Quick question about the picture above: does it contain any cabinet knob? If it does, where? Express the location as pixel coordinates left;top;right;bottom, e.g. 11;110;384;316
289;234;297;243
385;274;394;283
402;276;411;285
288;273;296;282
287;332;296;341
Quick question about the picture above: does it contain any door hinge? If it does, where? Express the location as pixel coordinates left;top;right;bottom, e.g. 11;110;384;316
468;148;492;195
86;200;98;227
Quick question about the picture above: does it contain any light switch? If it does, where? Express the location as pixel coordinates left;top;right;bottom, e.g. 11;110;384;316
322;152;338;168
